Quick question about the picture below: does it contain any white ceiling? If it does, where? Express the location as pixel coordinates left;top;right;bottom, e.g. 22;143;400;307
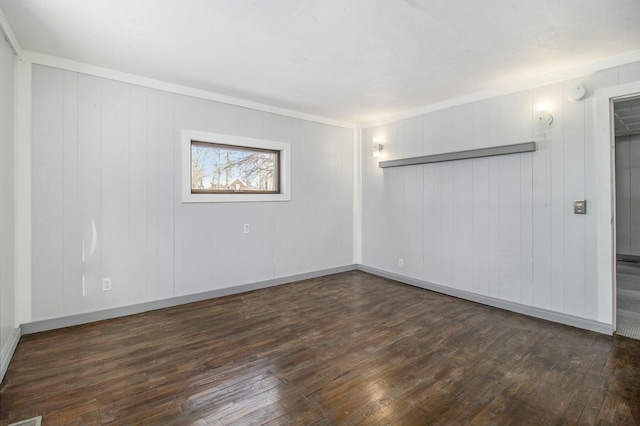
1;0;640;124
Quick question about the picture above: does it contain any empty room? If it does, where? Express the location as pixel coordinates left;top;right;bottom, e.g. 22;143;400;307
1;1;640;424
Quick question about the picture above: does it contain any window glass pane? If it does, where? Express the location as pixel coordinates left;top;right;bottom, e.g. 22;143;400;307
191;141;279;193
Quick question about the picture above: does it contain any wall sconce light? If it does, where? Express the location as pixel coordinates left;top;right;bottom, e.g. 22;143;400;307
373;143;384;158
535;104;553;134
536;104;553;125
373;137;384;158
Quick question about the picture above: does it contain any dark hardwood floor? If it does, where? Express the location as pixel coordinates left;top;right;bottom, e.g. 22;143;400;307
1;271;639;425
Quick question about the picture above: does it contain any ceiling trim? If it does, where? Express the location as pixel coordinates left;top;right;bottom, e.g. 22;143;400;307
360;49;640;129
23;51;356;130
0;6;22;56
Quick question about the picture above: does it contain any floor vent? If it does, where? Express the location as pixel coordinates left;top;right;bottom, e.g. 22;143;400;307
617;322;640;340
8;416;42;426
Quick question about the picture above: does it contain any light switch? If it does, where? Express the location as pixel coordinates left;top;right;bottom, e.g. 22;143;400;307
573;199;586;214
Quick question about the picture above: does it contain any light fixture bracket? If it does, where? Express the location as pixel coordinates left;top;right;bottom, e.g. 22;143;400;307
373;143;384;158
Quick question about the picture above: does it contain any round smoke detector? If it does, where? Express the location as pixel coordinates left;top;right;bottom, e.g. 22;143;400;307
568;85;586;102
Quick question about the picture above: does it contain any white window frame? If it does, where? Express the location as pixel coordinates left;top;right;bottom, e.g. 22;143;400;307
182;129;291;203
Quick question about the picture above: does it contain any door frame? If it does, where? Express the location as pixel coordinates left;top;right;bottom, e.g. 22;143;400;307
595;82;640;333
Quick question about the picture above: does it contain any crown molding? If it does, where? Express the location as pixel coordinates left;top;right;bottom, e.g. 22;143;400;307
23;51;356;130
0;6;22;56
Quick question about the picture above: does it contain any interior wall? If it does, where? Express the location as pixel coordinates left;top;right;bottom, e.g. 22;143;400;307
616;134;640;258
361;61;640;325
0;35;16;365
30;64;354;322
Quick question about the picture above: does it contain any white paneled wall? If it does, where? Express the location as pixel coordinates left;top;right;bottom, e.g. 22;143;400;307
616;134;640;257
362;62;640;323
31;65;353;321
0;31;16;365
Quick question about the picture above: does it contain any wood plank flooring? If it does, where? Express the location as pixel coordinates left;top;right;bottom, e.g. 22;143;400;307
2;271;640;425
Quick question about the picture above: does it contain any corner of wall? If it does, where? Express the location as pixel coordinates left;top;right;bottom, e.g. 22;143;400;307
353;126;362;264
14;55;32;326
0;326;20;383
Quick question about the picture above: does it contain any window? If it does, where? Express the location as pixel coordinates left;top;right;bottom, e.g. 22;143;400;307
191;142;279;194
182;130;291;203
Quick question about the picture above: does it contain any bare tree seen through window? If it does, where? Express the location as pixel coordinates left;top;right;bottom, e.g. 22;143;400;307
191;141;279;193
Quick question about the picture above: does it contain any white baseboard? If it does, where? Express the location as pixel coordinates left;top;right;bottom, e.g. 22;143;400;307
358;265;613;335
21;265;357;334
1;326;21;383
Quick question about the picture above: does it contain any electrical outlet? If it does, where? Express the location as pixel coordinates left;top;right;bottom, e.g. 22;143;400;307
243;223;250;234
399;258;404;268
102;277;112;292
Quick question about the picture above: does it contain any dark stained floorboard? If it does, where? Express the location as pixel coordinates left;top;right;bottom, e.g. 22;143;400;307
1;271;640;425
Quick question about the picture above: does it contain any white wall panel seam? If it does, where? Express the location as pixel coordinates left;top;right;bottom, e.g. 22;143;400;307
583;99;587;316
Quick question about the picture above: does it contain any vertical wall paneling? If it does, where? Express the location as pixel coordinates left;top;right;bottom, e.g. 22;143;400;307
341;126;354;262
498;155;521;303
520;152;534;307
441;162;455;286
77;73;103;314
422;164;435;282
432;162;444;285
471;100;492;296
0;33;16;363
273;116;305;277
582;68;615;318
487;156;501;298
563;81;587;317
519;92;534;307
155;91;175;300
471;157;490;296
129;85;149;305
272;115;294;277
321;125;342;268
62;71;80;314
439;112;454;286
32;66;65;320
30;65;354;321
145;89;160;302
547;84;566;313
384;168;402;274
531;130;552;309
398;116;423;279
361;127;378;267
451;105;474;291
452;160;473;291
361;61;640;327
401;165;423;280
101;79;131;310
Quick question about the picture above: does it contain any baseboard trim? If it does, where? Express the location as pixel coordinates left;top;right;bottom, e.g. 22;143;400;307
20;263;612;336
357;265;613;335
21;265;357;335
1;326;21;384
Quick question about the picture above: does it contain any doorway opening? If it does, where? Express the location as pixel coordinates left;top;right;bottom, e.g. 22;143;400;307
614;95;640;339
